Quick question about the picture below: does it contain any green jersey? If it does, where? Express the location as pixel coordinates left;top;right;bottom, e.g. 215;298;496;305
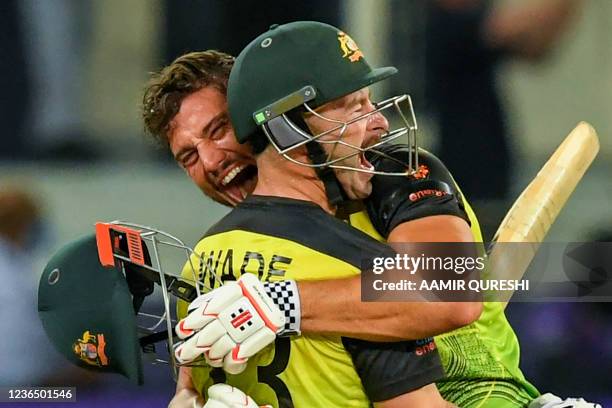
359;145;540;407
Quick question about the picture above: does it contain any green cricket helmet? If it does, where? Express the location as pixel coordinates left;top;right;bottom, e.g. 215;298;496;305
38;222;205;384
227;21;420;183
38;233;146;384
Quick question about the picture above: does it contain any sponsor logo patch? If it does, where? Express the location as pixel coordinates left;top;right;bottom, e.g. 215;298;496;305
415;338;437;356
409;189;447;202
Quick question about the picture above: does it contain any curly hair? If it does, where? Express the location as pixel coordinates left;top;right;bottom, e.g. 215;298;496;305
142;50;234;145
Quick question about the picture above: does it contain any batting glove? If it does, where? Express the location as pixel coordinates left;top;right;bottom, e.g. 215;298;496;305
174;273;286;374
529;393;602;408
168;388;204;408
203;384;272;408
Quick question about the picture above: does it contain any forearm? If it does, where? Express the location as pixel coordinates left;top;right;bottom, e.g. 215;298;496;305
298;275;479;341
169;367;203;407
374;384;456;408
299;216;482;341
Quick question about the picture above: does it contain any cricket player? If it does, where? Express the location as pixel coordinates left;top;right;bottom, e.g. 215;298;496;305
173;20;457;408
143;24;598;408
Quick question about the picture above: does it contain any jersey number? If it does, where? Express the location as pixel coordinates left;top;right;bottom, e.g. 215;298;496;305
258;337;293;407
211;337;293;407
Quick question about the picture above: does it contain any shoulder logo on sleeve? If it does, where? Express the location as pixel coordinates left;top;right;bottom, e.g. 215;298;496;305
73;330;109;367
337;31;363;62
409;188;447;202
415;337;437;356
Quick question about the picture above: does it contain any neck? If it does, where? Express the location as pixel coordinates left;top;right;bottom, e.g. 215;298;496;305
253;147;336;214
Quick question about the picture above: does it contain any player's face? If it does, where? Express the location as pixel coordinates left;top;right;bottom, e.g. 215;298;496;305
304;88;389;200
168;87;257;206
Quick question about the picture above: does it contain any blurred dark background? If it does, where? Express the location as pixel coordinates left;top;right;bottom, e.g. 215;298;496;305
0;0;610;406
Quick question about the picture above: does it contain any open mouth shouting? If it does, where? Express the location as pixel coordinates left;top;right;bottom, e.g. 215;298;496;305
358;151;375;172
356;132;381;172
217;163;258;205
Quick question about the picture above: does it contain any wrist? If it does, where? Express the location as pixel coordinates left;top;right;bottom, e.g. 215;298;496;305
263;280;301;336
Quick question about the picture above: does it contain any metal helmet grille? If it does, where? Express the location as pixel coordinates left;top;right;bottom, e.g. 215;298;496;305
95;221;222;381
262;94;419;176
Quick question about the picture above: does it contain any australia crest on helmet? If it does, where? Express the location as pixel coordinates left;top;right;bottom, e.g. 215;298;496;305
337;31;363;62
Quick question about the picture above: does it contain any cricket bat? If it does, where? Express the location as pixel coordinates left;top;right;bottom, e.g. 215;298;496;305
486;121;600;308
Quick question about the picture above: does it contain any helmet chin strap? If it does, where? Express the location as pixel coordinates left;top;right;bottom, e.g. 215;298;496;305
305;141;347;207
285;110;349;208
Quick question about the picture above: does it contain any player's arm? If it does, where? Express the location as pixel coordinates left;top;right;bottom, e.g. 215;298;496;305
168;367;203;408
298;215;480;341
298;148;482;341
176;150;481;344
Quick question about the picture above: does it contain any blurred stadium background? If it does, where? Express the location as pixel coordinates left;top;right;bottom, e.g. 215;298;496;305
0;0;610;406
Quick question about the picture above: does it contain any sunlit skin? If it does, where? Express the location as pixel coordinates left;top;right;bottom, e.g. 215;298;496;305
167;87;257;207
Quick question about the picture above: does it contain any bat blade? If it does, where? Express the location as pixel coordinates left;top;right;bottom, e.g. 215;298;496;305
487;122;600;307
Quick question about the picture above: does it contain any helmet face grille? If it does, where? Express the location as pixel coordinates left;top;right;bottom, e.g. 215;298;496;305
40;222;217;384
262;94;420;178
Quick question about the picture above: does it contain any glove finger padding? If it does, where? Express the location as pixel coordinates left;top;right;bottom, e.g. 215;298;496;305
222;354;248;375
177;284;243;339
208;334;236;362
220;329;275;374
175;273;285;373
204;384;259;408
174;335;205;365
168;388;204;408
204;351;223;368
175;320;232;365
195;320;227;348
235;327;277;361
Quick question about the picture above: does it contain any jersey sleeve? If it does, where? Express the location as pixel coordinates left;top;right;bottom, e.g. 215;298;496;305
365;145;470;238
341;337;445;401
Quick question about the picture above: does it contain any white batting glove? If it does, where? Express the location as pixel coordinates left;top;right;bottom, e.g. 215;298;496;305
168;388;204;408
203;384;272;408
529;393;602;408
174;274;285;374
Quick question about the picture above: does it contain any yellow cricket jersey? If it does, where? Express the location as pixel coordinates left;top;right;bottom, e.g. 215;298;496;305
179;195;444;408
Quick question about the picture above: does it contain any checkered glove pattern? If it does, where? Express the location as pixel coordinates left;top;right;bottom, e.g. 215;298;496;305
263;280;301;336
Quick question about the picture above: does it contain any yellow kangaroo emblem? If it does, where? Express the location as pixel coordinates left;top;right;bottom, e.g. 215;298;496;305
338;31;363;62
